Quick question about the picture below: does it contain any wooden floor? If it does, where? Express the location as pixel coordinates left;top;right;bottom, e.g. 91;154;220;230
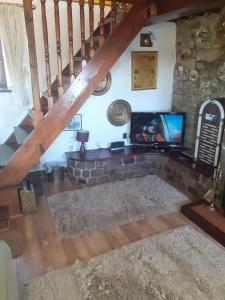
11;176;194;300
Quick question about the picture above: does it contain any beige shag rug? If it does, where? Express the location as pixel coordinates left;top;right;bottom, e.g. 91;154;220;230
24;225;225;300
48;175;188;238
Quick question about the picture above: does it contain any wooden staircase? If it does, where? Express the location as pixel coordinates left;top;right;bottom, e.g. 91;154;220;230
0;0;221;216
0;1;154;192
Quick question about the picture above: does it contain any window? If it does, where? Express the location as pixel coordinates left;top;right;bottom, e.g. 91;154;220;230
0;39;9;91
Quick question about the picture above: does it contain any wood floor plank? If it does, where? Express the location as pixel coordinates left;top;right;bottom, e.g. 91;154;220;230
72;235;92;261
104;226;130;248
61;238;78;266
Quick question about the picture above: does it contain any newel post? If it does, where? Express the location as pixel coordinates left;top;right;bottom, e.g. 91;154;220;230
23;0;43;127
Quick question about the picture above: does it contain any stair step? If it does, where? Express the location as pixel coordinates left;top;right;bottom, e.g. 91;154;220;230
14;125;34;145
0;143;19;166
20;114;33;126
0;205;9;231
5;131;17;144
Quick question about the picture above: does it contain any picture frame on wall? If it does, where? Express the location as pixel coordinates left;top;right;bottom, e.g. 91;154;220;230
64;114;82;131
131;51;158;90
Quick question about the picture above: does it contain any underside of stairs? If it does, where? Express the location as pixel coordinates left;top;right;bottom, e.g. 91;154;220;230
0;2;151;188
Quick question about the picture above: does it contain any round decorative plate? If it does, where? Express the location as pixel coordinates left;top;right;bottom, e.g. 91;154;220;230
218;62;225;81
107;100;132;126
188;69;199;82
92;72;112;96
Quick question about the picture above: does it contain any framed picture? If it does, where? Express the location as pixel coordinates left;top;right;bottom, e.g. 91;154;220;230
64;114;82;131
131;51;158;90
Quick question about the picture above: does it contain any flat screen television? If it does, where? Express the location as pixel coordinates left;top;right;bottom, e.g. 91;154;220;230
130;112;186;147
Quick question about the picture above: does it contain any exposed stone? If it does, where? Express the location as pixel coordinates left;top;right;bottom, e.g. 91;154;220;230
123;157;135;164
109;158;122;166
78;178;86;184
135;155;145;163
91;168;104;178
76;161;95;170
172;10;225;149
96;160;108;168
82;170;90;178
74;169;81;177
69;160;76;168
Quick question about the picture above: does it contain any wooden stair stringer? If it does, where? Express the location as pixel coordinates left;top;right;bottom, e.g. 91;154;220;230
0;2;150;187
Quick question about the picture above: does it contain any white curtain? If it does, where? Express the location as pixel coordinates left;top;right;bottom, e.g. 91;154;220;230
0;5;32;107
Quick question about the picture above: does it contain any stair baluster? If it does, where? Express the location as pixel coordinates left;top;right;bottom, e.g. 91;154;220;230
111;0;116;35
67;0;75;82
88;0;95;58
121;1;126;17
41;0;54;110
23;0;43;127
79;0;86;67
54;0;64;96
99;0;105;46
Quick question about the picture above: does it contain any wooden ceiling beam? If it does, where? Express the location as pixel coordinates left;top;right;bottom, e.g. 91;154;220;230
148;0;225;24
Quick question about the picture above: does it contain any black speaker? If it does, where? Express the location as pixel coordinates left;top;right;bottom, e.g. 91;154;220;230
111;141;125;152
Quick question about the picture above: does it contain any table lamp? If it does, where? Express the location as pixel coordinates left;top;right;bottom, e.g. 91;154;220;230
76;130;89;154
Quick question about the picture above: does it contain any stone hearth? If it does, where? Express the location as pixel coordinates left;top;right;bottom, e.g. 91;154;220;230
66;148;212;199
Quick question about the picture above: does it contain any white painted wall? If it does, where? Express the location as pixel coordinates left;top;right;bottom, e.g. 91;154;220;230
41;22;177;163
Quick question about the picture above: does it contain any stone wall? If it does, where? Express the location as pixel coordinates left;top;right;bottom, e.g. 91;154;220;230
172;9;225;149
67;153;209;199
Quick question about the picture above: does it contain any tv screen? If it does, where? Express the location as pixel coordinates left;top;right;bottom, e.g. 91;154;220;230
130;112;186;146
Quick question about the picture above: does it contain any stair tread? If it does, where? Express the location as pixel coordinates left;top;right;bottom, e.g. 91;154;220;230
5;132;17;144
20;114;33;126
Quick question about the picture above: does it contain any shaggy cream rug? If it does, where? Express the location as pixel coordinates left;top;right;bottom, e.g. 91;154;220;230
48;175;188;238
24;225;225;300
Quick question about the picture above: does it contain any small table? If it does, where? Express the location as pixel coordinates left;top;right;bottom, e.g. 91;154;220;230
181;200;225;247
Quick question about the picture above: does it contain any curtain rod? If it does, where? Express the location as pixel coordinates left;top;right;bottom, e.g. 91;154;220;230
0;2;35;9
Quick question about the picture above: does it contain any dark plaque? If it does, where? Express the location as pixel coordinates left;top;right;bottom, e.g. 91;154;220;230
194;98;225;167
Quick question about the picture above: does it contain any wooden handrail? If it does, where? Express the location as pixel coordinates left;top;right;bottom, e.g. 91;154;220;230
23;0;43;127
54;0;64;96
41;0;54;110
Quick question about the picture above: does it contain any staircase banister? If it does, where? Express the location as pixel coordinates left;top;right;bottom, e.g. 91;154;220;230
0;1;151;187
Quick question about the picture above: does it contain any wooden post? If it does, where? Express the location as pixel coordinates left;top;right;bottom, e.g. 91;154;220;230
111;0;117;35
54;0;64;96
99;0;105;46
79;0;86;67
40;0;54;110
23;0;43;127
88;0;95;58
121;1;126;17
67;0;75;82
